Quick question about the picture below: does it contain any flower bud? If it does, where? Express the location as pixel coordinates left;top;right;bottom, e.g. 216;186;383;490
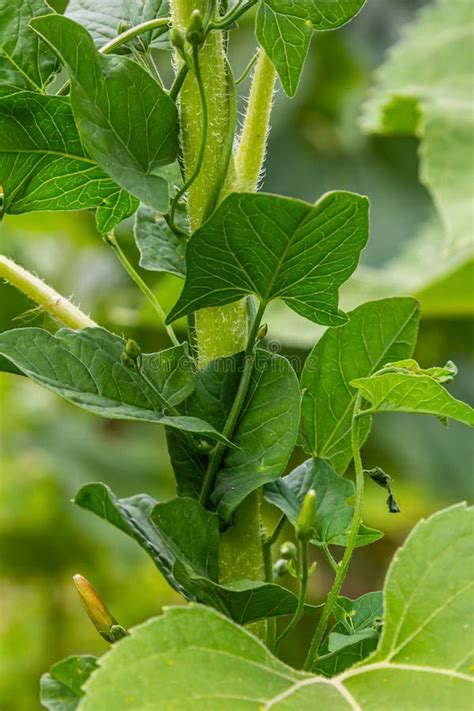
170;27;186;52
279;541;297;561
125;339;141;361
273;558;288;578
295;489;316;541
73;574;126;643
186;9;205;47
257;323;268;340
121;351;136;369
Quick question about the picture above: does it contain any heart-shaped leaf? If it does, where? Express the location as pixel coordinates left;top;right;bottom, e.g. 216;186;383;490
167;191;369;327
264;458;382;548
30;15;178;212
134;204;187;278
0;327;230;443
0;88;138;232
300;298;420;473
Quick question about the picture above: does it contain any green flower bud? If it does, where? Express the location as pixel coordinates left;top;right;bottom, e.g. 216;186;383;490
257;323;268;340
295;489;316;541
273;558;288;577
170;27;186;52
73;574;126;643
121;351;136;369
125;339;141;361
186;9;205;47
279;541;297;561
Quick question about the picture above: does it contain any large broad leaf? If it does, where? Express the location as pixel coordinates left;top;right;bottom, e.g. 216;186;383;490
0;0;59;91
352;371;474;427
167;191;369;327
0;89;137;233
30;15;178;212
211;350;301;523
77;605;304;711
313;593;383;677
0;327;231;443
65;0;169;51
76;484;307;624
134;204;186;278
362;0;473;256
300;298;420;473
264;458;382;548
41;656;97;711
77;505;474;709
257;1;365;97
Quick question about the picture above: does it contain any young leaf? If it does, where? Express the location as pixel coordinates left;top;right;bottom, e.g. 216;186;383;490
30;15;178;212
134;204;186;278
0;0;59;91
313;592;383;677
65;0;170;51
300;297;420;473
256;1;365;97
264;458;382;548
167;191;369;326
78;505;474;709
211;350;301;523
76;484;308;625
352;372;474;427
77;606;304;711
0;89;138;232
383;358;457;383
40;655;97;711
0;327;230;444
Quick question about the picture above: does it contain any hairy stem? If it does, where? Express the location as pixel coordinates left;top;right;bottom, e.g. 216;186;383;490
303;395;366;670
235;49;276;192
0;254;97;329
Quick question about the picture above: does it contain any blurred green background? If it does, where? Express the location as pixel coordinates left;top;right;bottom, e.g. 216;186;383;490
1;1;473;708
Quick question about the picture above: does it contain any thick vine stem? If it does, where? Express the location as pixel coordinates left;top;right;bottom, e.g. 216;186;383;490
235;48;277;192
303;394;366;670
0;254;97;330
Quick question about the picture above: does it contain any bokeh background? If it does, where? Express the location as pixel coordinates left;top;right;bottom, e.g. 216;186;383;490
1;1;473;708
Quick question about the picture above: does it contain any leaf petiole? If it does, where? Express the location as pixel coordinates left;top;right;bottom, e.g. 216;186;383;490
275;539;309;651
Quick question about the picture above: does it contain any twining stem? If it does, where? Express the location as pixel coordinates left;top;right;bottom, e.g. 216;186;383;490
0;254;97;329
275;540;309;650
303;394;366;671
198;301;266;506
212;0;259;29
105;233;179;347
235;49;276;192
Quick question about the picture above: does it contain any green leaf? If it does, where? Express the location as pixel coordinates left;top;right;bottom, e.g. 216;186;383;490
0;0;59;91
383;358;457;384
212;350;301;522
76;505;474;709
30;15;178;212
0;88;137;232
0;327;230;443
264;458;382;548
40;655;97;711
167;191;369;327
65;0;169;51
77;605;304;711
76;484;307;624
352;372;474;427
300;298;420;473
134;204;186;278
362;0;474;254
255;4;312;97
313;593;383;677
257;1;365;97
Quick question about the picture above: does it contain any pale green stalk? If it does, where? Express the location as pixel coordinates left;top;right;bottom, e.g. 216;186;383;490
0;254;97;329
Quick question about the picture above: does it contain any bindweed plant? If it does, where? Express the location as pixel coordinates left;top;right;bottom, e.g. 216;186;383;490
0;1;473;709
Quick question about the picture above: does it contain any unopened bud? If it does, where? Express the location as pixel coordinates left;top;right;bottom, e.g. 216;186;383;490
121;352;136;369
125;339;141;361
295;489;316;541
273;558;288;578
170;27;186;52
186;9;205;46
279;541;297;561
257;323;268;340
73;574;127;643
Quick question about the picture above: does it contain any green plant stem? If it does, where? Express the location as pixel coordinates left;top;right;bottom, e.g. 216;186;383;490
235;51;259;86
235;48;276;191
169;46;208;234
275;540;309;650
262;514;285;650
322;544;339;573
303;395;366;671
169;63;189;101
0;254;97;329
105;233;179;347
57;18;171;95
198;301;266;506
212;0;258;29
